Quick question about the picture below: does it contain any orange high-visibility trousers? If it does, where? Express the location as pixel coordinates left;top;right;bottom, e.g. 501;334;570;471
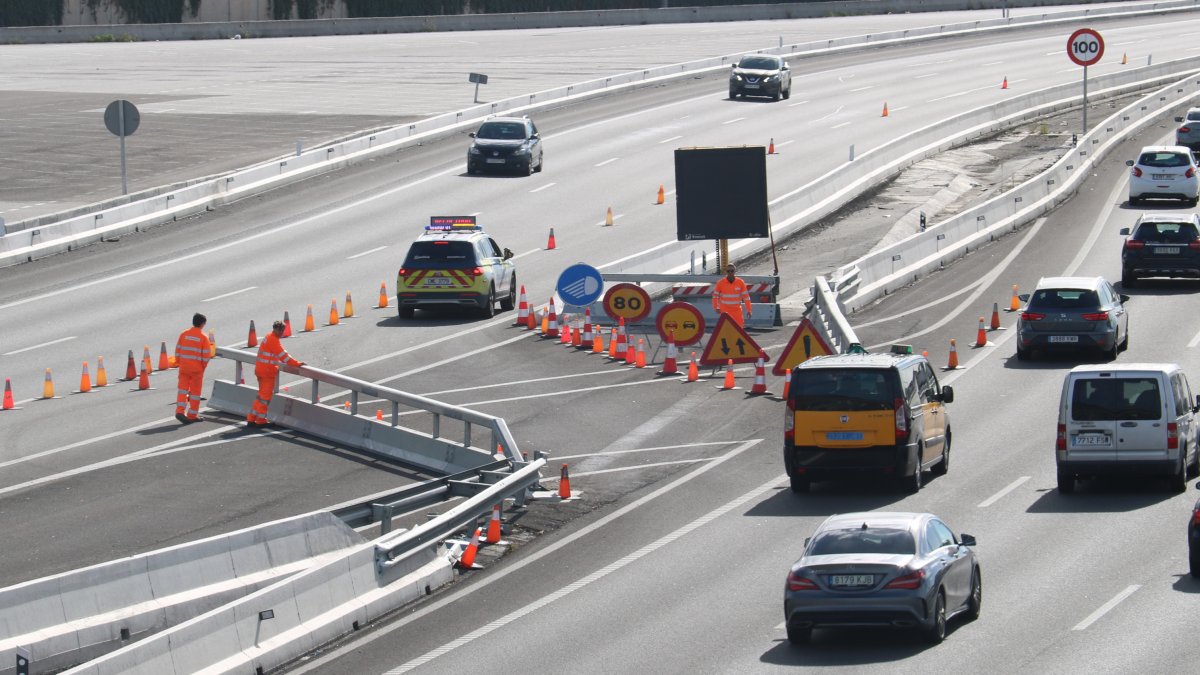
715;304;746;326
175;369;204;419
247;374;276;424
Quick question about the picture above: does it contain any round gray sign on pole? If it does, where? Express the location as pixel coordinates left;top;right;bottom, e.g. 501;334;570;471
104;100;140;136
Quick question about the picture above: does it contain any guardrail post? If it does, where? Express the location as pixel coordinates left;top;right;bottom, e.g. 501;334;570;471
234;361;242;386
311;379;318;404
350;391;358;415
463;423;471;451
431;413;440;439
373;503;394;535
391;401;399;427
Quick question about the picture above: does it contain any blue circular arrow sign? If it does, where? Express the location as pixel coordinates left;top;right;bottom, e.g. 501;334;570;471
556;263;604;307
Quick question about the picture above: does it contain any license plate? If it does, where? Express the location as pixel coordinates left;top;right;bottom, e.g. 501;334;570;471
831;574;874;587
1152;174;1175;180
485;158;506;164
424;277;452;286
1156;247;1181;254
744;84;760;89
826;431;864;441
1048;335;1079;343
1072;433;1112;448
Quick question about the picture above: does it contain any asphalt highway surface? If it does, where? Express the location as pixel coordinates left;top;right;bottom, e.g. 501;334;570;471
3;5;1200;673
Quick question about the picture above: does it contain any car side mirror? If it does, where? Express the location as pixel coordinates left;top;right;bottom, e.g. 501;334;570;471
1194;394;1200;410
469;132;476;138
960;533;976;546
1018;293;1030;302
1177;116;1184;123
1126;159;1135;167
1119;294;1130;303
1119;227;1131;235
803;536;811;547
502;248;514;260
939;386;954;404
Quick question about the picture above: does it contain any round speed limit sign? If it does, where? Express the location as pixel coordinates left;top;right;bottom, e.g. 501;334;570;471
1067;28;1104;67
603;283;652;323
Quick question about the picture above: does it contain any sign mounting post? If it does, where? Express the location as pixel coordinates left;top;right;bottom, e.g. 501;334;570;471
1067;28;1104;135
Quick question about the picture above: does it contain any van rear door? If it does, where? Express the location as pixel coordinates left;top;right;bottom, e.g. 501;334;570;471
1111;375;1168;461
791;368;895;448
1064;375;1120;463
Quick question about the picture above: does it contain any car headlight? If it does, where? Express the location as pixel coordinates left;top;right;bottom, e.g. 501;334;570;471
731;74;743;82
513;145;530;156
765;74;778;82
469;147;481;155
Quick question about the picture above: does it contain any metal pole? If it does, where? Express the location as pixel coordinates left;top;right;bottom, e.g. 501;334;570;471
118;104;128;195
1082;64;1088;134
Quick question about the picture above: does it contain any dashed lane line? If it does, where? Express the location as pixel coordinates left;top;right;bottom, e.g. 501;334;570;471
977;476;1030;508
1072;585;1140;631
3;336;77;356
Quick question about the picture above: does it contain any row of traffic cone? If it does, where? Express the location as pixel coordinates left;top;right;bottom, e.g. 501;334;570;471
941;285;1022;370
881;77;1011;118
456;468;574;570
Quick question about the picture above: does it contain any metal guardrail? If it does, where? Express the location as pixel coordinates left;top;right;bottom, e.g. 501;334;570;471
807;275;861;354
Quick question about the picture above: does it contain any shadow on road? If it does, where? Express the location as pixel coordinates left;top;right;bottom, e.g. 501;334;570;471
760;623;955;666
1025;478;1178;513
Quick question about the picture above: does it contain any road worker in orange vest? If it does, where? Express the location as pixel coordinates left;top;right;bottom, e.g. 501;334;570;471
712;263;753;327
247;320;305;427
174;312;212;424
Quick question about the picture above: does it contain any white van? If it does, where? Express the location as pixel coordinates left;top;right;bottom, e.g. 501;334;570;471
1057;363;1199;494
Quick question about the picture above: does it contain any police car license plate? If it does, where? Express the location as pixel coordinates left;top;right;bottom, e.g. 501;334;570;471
1072;433;1112;448
1048;335;1078;343
425;277;452;286
831;575;874;587
486;158;505;164
826;431;864;441
1156;247;1181;254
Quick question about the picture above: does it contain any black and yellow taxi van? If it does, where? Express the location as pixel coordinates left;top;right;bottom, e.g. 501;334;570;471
396;216;516;319
784;346;953;494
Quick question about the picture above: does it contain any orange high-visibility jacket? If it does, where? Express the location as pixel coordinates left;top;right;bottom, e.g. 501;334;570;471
713;277;752;315
174;327;212;373
254;332;300;377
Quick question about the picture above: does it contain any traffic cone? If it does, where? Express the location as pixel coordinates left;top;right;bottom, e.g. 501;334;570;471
376;408;383;421
1001;76;1008;89
96;356;107;388
1008;285;1020;312
545;299;559;338
721;359;736;390
881;102;889;117
686;352;699;382
990;302;1001;331
42;368;54;399
947;339;959;369
158;342;170;370
124;349;137;381
328;299;340;326
656;184;665;205
138;364;150;390
607;327;619;358
2;379;13;410
748;357;769;395
781;378;790;401
1122;52;1128;65
78;362;92;394
558;464;572;499
304;304;315;332
378;282;389;309
613;318;627;359
247;320;258;348
635;338;647;368
768;138;776;154
344;291;354;318
283;310;293;337
560;320;572;346
539;308;548;334
527;306;537;330
975;317;987;348
572;322;583;348
485;504;503;544
592;329;605;354
580;309;594;349
604;207;614;226
458;527;481;569
659;331;679;375
546;227;556;250
208;331;216;358
624;338;636;365
142;345;153;374
514;285;529;327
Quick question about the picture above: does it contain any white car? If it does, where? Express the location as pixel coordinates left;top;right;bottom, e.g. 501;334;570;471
1126;145;1200;206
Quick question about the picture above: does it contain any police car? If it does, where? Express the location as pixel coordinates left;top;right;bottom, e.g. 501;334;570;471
396;217;516;319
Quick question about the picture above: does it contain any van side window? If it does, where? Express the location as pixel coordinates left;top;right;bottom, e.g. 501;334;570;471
922;364;941;403
1172;374;1189;417
913;363;931;404
899;364;918;406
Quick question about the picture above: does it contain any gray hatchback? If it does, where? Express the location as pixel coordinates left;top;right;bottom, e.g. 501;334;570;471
1176;107;1200;151
784;512;980;645
1016;276;1129;361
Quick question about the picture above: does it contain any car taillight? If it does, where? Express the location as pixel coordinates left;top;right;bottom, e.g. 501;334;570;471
885;570;924;590
471;267;484;277
1057;423;1066;451
1125;240;1145;250
1081;312;1109;321
1190;241;1200;250
1131;166;1143;178
894;397;908;441
398;268;409;277
787;571;818;591
1182;126;1193;133
1168;422;1179;450
784;389;795;442
1021;312;1045;321
1189;167;1197;179
1192;506;1200;526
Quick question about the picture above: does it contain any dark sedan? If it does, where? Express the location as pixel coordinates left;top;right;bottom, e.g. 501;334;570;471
1016;276;1129;361
1120;213;1200;287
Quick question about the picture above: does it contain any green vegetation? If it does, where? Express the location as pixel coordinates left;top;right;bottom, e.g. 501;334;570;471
88;32;138;41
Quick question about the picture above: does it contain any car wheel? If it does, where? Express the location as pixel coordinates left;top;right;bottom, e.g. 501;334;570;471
1189;197;1198;207
786;625;811;645
1187;443;1199;479
772;88;781;102
729;89;738;99
480;285;496;318
1169;455;1187;494
525;159;534;176
1104;338;1119;362
1057;470;1075;494
1129;195;1141;206
398;306;414;320
467;163;478;176
500;277;516;311
789;474;811;493
932;432;950;477
923;590;947;644
783;85;791;100
534;153;544;173
1015;344;1031;361
1121;270;1136;288
966;569;982;622
903;454;923;494
1119;330;1129;352
1190;543;1200;578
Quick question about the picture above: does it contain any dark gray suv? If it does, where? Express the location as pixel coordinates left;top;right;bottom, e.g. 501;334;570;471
467;116;543;175
1176;107;1200;151
1120;213;1200;287
729;54;791;101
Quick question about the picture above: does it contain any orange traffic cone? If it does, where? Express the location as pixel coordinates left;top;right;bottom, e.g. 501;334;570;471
990;302;1001;331
768;138;776;154
721;359;736;390
604;207;614;226
613;318;627;359
975;317;987;348
1122;52;1128;65
624;338;636;365
947;339;959;369
137;364;150;390
560;321;572;346
515;285;529;327
572;322;583;348
656;185;665;205
592;329;605;354
607;327;619;358
304;304;315;332
42;369;55;399
375;408;383;421
78;362;92;394
378;282;389;309
2;378;13;410
96;356;107;388
142;345;153;374
558;464;572;499
328;299;340;326
635;338;647;368
545;299;559;338
527;306;537;330
749;357;769;395
124;349;137;381
344;291;354;318
283;310;294;337
580;309;594;349
881;102;889;117
247;320;258;348
1008;285;1020;312
485;504;503;544
1001;76;1008;89
686;352;699;382
538;309;548;335
546;227;556;250
659;331;679;375
458;527;482;569
781;378;791;401
158;342;170;370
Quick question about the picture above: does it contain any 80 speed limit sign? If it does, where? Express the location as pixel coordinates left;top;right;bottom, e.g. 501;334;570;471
602;283;652;323
1067;28;1104;67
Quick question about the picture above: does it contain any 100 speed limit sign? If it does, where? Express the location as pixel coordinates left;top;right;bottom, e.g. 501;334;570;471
1067;28;1104;67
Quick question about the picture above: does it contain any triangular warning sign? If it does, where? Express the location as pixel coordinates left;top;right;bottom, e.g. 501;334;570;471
772;318;833;376
699;314;769;367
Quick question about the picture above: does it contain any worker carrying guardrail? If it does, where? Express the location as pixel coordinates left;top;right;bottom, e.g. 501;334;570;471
174;313;212;424
247;320;305;427
712;263;753;326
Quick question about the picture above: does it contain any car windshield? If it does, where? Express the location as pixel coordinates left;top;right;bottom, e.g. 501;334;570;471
738;56;781;70
1028;288;1100;310
403;241;476;269
793;368;893;411
1133;221;1199;242
1138;152;1191;168
476;122;527;140
1071;378;1161;421
810;528;914;556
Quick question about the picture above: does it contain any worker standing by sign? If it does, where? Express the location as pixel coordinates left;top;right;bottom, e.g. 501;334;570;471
713;263;753;326
247;320;305;427
174;312;211;424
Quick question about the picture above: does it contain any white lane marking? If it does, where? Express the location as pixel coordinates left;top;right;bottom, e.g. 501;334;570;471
594;158;620;167
565;458;711;477
375;448;778;674
831;122;851;129
787;100;809;108
511;247;542;260
981;61;1005;66
848;85;874;92
977;476;1030;508
913;73;939;79
555;441;737;461
1055;67;1080;74
596;213;625;227
1073;585;1140;631
777;140;796;148
926;80;1011;102
1113;41;1141;46
658;135;683;144
1043;51;1060;56
856;279;985;326
202;286;258;301
722;117;745;125
1187;328;1200;348
529;183;556;193
814;105;844;122
890;106;909;112
3;336;77;356
346;246;386;260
